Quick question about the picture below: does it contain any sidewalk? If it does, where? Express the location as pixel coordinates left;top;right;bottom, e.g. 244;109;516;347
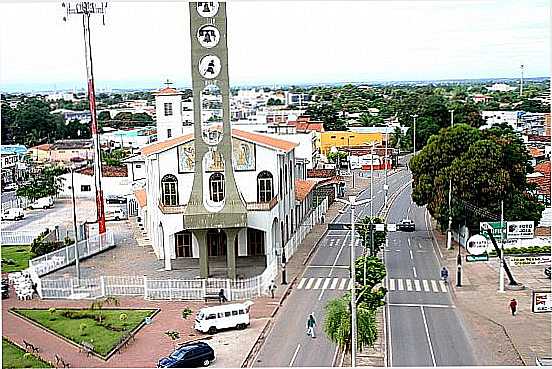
432;226;551;366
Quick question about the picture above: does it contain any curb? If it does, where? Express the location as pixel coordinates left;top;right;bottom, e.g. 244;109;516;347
240;318;271;368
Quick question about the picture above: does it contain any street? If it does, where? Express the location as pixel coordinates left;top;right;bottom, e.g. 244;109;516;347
253;157;477;367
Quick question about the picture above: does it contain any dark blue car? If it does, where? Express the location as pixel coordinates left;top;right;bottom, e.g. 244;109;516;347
157;342;215;368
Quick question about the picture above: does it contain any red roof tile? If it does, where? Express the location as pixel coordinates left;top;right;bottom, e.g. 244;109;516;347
535;161;550;175
78;165;128;177
295;180;317;201
153;87;183;96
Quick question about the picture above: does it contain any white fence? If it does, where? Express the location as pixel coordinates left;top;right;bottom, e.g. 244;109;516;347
36;197;328;301
29;232;115;278
0;231;39;246
40;261;279;301
285;197;328;259
1;197;30;212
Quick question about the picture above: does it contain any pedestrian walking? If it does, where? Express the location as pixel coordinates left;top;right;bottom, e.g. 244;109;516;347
268;280;277;299
218;288;228;304
306;313;316;338
509;298;517;316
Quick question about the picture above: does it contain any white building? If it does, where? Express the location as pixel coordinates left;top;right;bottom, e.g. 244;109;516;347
58;166;131;199
481;111;521;130
486;83;516;92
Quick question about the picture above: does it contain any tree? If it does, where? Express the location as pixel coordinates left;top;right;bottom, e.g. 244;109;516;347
267;98;283;106
356;216;386;256
326;151;348;164
359;113;385;127
17;166;66;202
305;103;347;131
102;148;128;166
324;294;378;353
518;99;549;113
98;111;111;121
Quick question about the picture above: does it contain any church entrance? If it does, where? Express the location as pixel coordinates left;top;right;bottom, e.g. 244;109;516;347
207;229;227;257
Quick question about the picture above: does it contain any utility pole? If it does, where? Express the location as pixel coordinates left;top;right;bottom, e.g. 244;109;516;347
71;167;81;284
384;126;389;206
520;64;525;98
447;110;454;250
63;2;108;235
411;114;418;155
335;195;371;368
370;142;374;257
499;200;505;292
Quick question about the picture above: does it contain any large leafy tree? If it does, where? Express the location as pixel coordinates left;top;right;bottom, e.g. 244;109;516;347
17;166;67;202
410;123;544;231
356;216;386;256
324;294;378;354
305;103;347;131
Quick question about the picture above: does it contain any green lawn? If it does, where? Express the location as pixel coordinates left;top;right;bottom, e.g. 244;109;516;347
1;246;34;273
2;337;52;369
12;308;155;357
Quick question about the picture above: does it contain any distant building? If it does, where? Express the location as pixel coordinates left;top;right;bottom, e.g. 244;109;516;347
58;165;130;199
486;83;516;92
51;109;92;124
28;139;94;164
1;145;28;185
320;131;383;155
471;94;492;103
46;92;77;102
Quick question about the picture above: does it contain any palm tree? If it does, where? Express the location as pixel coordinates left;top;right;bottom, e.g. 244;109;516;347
324;294;378;353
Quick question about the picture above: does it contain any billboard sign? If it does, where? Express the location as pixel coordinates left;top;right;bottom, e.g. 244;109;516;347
506;221;534;239
466;254;489;262
479;222;504;240
509;255;551;266
532;291;552;313
466;234;488;255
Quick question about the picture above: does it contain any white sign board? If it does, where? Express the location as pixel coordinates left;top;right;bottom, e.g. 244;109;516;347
509;255;551;266
466;234;488;255
507;221;534;239
532;291;552;313
387;223;396;232
375;224;385;232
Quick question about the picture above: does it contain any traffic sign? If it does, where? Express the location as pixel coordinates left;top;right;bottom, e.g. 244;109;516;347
479;222;504;240
375;224;385;232
387;223;397;232
466;234;488;255
466;254;489;262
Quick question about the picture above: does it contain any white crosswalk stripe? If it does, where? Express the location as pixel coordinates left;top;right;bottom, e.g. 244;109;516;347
339;279;347;290
322;278;331;290
296;277;353;290
386;279;449;294
348;279;353;290
305;278;315;290
297;278;307;289
313;278;324;289
331;278;339;289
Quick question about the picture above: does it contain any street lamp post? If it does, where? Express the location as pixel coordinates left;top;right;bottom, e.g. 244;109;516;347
456;223;462;287
447;110;454;250
384;125;389;207
70;167;81;283
411;114;418;155
370;142;375;257
281;243;287;285
335;195;371;368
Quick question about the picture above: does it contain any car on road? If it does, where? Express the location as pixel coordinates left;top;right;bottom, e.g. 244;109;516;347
157;342;215;368
1;208;24;221
106;195;127;204
3;183;17;192
545;266;551;279
28;197;54;210
397;218;415;231
194;301;252;334
106;207;127;221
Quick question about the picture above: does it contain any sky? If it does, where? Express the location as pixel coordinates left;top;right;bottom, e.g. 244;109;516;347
0;0;550;92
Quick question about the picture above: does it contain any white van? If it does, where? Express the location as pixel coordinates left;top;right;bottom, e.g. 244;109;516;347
28;197;54;210
194;301;253;334
106;207;127;221
1;208;24;221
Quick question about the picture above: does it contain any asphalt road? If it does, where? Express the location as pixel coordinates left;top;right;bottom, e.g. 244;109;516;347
384;181;477;366
253;164;412;367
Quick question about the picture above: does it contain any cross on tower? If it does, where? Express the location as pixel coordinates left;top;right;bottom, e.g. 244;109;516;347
164;79;173;88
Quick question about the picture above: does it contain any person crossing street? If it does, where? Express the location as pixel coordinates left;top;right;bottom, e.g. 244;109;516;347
306;313;316;338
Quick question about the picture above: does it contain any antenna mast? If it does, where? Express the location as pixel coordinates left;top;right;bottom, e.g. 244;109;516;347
63;1;108;235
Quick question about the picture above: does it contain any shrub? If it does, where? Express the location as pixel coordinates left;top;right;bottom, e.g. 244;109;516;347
79;323;88;336
181;307;193;320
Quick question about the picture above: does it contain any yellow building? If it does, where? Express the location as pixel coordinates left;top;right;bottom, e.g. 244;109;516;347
320;131;383;155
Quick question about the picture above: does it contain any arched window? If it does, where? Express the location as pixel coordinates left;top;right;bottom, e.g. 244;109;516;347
209;173;225;202
161;174;178;206
257;171;273;203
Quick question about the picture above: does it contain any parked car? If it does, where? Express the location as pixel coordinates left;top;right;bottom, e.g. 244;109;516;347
194;301;253;334
397;218;415;232
3;183;17;192
28;197;54;210
106;195;127;204
157;342;215;368
1;279;8;299
545;266;551;279
106;207;127;221
1;208;24;221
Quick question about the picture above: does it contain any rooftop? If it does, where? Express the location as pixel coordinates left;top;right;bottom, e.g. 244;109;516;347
52;139;93;150
295;179;317;202
78;165;128;177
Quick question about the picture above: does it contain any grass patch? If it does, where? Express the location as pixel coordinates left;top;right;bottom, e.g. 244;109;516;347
2;337;52;369
1;245;34;273
12;308;155;357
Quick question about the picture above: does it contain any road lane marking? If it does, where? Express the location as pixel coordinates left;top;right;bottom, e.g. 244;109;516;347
331;278;339;289
289;344;301;367
431;280;439;292
307;265;349;269
388;303;455;308
348;279;354;290
389;278;395;291
423;280;430;291
397;279;404;291
407;238;411;247
305;278;314;289
414;279;421;291
413;266;417;278
331;346;340;367
313;278;324;289
297;278;306;289
439;280;448;292
406;279;413;291
421;306;437;366
322;278;331;290
339;279;347;290
409;249;413;259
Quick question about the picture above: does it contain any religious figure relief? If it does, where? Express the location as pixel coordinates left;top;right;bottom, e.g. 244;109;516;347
197;1;219;18
204;148;224;172
198;25;220;48
178;142;196;172
199;55;221;79
232;139;256;171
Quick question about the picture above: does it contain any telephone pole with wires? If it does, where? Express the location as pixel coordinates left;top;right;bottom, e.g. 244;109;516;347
62;2;108;235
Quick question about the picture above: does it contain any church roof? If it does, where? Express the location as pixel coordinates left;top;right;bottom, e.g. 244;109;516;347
153;87;183;96
141;129;298;156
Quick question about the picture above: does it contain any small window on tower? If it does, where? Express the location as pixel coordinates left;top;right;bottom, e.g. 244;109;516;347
164;102;173;116
167;129;172;138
